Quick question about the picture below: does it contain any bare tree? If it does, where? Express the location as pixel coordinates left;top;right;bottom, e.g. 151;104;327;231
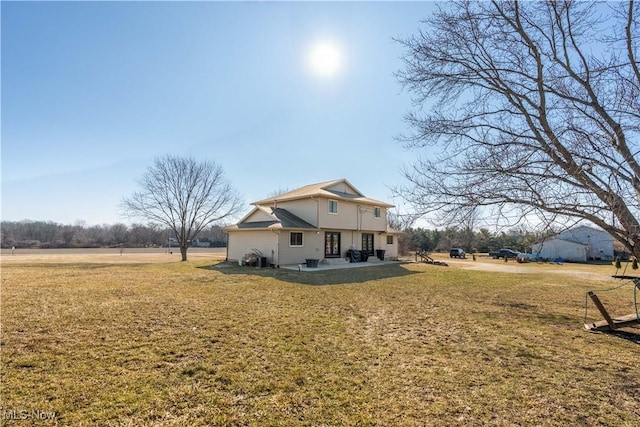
266;187;293;198
121;155;242;261
387;211;415;256
110;223;129;246
395;1;640;257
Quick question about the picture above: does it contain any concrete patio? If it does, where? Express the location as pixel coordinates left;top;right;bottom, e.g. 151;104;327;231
280;259;401;272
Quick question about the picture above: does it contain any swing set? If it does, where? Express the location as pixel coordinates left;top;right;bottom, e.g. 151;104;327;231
584;274;640;332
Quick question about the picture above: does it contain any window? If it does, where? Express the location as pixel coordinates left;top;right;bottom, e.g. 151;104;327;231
290;232;303;247
387;235;394;245
374;207;381;218
328;200;338;214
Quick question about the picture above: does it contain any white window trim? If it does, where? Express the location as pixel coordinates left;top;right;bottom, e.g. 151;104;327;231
374;206;381;219
289;231;304;247
328;199;338;215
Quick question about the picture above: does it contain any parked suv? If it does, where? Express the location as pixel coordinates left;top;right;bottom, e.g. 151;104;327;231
489;248;519;259
450;248;466;258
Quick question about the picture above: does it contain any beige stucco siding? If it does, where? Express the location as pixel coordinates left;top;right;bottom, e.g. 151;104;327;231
316;200;387;232
342;231;397;259
326;181;358;195
342;230;359;249
269;199;319;228
226;230;277;263
277;231;325;265
359;206;387;232
317;197;358;229
244;209;273;222
385;234;398;259
278;230;392;263
261;197;388;232
341;231;374;250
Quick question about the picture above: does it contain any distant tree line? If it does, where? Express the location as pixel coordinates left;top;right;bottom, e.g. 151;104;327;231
1;219;564;255
0;220;227;249
397;226;558;256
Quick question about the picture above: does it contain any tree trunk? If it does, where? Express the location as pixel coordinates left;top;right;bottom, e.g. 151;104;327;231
180;245;188;262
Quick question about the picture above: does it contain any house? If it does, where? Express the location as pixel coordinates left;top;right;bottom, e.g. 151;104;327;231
531;225;614;262
224;179;400;266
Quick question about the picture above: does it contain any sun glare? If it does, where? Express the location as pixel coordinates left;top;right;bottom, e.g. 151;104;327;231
308;41;342;78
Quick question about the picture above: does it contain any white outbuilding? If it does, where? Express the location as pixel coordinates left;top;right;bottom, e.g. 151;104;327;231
531;225;614;262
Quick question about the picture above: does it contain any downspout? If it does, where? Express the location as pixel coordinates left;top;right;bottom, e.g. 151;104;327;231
269;202;280;267
311;196;320;231
311;196;321;259
355;205;362;247
270;229;280;268
225;231;229;262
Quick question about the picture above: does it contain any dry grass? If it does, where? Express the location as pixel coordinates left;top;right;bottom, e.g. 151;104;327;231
1;252;639;426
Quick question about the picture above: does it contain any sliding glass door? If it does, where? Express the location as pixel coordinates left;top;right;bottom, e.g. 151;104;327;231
361;233;374;256
324;232;341;258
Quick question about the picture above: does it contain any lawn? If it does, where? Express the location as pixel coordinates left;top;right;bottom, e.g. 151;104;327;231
1;253;639;426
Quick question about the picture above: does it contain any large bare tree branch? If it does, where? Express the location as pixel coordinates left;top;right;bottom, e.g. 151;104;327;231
396;0;640;256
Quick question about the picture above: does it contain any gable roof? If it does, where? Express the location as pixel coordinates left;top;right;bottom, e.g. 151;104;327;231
252;179;394;208
225;206;317;231
532;225;614;247
270;207;317;229
557;225;612;240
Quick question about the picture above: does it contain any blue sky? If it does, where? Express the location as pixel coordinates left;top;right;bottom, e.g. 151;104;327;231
2;1;437;226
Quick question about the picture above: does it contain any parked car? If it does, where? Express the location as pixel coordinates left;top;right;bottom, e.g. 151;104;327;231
450;248;466;258
489;248;519;259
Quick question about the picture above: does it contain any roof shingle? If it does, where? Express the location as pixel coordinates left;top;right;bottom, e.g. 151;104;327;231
251;178;393;208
